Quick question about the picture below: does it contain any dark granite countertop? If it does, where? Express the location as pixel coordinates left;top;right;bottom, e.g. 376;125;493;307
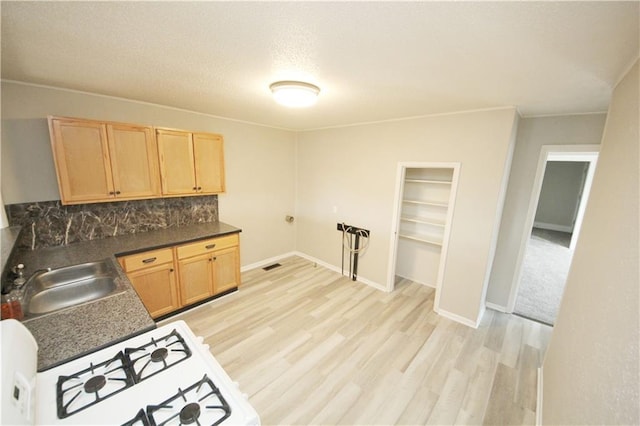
10;221;241;371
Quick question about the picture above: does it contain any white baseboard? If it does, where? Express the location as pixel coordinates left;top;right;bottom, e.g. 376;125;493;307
533;221;573;233
395;273;436;288
293;251;389;292
485;301;509;313
536;367;543;425
477;303;486;326
242;251;388;292
436;307;480;328
245;252;492;328
240;251;297;272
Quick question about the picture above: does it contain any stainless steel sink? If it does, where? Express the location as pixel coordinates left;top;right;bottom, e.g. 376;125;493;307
22;260;125;318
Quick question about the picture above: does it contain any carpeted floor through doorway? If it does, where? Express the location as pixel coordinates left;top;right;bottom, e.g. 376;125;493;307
514;228;573;326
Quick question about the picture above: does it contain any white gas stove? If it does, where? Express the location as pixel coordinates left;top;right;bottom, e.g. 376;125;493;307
1;319;260;425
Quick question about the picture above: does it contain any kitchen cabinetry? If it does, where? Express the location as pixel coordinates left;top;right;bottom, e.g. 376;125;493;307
396;165;459;287
118;248;180;318
49;116;161;205
156;129;226;197
118;232;240;319
176;234;240;306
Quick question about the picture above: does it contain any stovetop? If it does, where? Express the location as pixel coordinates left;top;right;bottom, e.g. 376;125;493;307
34;320;259;425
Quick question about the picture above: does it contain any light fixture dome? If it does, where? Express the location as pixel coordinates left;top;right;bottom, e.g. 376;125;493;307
269;81;320;108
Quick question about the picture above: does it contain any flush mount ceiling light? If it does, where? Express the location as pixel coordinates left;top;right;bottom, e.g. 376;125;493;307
269;81;320;108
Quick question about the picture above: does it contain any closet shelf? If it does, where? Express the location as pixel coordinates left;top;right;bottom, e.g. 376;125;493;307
399;233;443;246
404;179;452;185
402;199;449;207
400;216;446;227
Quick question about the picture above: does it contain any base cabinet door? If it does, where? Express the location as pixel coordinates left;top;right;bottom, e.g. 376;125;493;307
178;253;215;306
118;248;180;319
213;247;240;294
127;262;180;319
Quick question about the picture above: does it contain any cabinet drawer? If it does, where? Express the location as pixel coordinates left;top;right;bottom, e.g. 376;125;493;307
177;234;239;259
120;248;174;272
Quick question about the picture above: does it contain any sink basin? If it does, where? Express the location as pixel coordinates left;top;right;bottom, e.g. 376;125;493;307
22;260;125;318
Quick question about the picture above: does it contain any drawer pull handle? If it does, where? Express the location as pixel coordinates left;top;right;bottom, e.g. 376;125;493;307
205;244;216;249
142;257;157;264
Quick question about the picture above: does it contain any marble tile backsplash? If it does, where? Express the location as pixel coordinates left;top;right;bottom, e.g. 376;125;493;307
6;196;219;250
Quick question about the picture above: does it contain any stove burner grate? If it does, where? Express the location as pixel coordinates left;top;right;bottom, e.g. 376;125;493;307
57;351;135;419
125;329;192;383
56;328;192;420
122;409;152;426
146;374;232;426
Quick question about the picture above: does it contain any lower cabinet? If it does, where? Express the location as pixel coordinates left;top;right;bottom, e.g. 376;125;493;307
176;234;240;306
177;253;215;306
212;247;241;294
118;248;180;319
118;233;240;319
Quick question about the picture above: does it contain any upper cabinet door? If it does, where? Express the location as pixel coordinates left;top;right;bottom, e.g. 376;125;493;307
193;133;226;194
49;117;227;204
106;124;161;200
157;129;197;195
49;118;114;204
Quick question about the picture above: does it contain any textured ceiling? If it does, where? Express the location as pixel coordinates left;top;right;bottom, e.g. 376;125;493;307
1;1;638;130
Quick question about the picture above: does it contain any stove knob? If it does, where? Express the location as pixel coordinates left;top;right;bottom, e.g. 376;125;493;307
203;344;210;350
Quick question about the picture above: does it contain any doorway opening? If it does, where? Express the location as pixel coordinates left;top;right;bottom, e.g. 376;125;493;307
508;146;599;325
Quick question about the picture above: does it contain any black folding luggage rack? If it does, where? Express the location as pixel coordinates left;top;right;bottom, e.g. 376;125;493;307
337;223;370;281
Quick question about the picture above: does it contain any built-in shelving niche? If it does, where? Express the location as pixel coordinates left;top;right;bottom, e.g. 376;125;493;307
392;164;460;294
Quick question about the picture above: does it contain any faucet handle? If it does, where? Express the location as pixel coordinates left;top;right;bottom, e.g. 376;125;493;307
13;264;26;288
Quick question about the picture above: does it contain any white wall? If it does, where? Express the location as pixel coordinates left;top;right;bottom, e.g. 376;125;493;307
486;113;606;309
0;81;297;266
296;108;518;324
534;161;588;232
542;60;639;425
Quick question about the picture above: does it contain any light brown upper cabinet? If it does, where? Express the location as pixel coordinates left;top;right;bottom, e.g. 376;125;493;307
156;129;226;196
48;116;161;205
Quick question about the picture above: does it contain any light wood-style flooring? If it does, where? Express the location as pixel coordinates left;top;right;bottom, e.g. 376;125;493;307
164;256;552;425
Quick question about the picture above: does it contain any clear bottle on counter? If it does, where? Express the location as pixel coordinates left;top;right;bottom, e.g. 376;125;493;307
1;289;23;320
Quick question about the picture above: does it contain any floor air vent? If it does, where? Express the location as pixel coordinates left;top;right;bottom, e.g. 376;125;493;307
262;263;282;271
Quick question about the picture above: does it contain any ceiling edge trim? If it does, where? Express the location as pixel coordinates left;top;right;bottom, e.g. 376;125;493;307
1;79;611;133
298;106;519;132
613;55;640;89
0;79;297;132
522;111;608;119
